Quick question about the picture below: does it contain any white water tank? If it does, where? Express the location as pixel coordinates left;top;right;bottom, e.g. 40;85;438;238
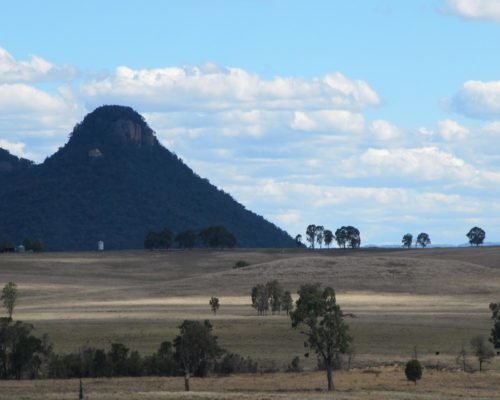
98;241;104;251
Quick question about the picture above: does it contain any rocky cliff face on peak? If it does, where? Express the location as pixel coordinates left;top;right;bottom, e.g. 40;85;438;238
0;105;295;250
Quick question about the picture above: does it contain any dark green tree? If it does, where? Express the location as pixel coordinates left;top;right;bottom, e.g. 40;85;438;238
1;282;18;320
199;226;236;249
175;230;197;249
108;343;130;376
155;341;176;376
346;226;361;248
335;226;360;249
489;302;500;348
416;232;430;248
404;359;422;384
290;284;352;391
251;284;269;315
174;320;222;391
144;229;172;249
0;318;49;379
470;335;494;371
324;230;334;248
209;297;220;315
334;227;347;248
315;226;325;249
266;280;283;315
22;238;43;252
281;291;294;315
306;224;317;249
402;233;413;248
466;227;486;246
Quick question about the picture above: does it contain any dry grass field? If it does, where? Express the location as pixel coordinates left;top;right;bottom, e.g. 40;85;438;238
1;246;500;398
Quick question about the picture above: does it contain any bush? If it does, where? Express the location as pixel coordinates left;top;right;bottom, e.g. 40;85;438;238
286;356;303;372
233;260;250;269
213;352;258;374
405;359;422;384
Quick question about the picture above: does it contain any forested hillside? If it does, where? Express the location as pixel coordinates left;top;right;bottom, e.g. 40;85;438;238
0;106;294;250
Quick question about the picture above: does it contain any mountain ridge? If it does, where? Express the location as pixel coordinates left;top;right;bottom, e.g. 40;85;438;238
0;105;295;250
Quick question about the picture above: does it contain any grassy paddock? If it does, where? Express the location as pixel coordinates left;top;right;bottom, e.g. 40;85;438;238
1;368;500;399
1;247;500;397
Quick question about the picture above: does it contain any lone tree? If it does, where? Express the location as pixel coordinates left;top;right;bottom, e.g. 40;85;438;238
470;335;494;371
290;284;352;391
416;232;430;248
209;297;220;315
324;230;334;249
305;224;317;249
466;227;486;246
174;320;222;391
489;302;500;348
404;359;422;384
1;282;18;320
402;233;413;249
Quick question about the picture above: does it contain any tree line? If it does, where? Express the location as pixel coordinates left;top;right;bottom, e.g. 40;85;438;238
144;225;236;250
297;225;361;249
296;225;488;250
401;227;487;248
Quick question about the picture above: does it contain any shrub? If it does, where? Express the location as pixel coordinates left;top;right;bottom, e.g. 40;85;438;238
233;260;250;269
405;359;422;384
213;352;258;374
286;356;303;372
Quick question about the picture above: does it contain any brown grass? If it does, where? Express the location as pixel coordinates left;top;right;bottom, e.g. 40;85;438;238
1;247;500;397
1;367;500;399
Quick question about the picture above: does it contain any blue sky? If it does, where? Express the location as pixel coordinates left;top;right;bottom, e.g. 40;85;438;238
1;0;500;245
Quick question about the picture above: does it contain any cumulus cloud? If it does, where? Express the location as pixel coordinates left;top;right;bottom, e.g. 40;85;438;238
0;139;27;158
343;146;500;185
438;119;469;140
369;119;402;141
81;65;380;112
0;48;76;83
452;80;500;119
446;0;500;21
291;110;365;134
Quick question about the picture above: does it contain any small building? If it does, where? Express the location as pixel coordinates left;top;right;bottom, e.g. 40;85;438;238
97;241;104;251
15;245;25;253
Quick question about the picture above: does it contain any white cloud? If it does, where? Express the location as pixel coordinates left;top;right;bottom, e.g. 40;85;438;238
452;80;500;119
81;65;380;112
291;110;364;134
0;48;76;83
482;121;500;134
272;209;301;225
0;139;27;158
438;119;469;140
343;146;500;185
446;0;500;21
417;126;434;137
0;84;68;113
369;119;402;141
0;83;83;139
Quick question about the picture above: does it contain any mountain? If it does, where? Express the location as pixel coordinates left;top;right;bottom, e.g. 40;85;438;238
0;105;295;250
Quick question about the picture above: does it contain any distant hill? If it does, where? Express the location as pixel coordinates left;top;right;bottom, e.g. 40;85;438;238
0;105;295;250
